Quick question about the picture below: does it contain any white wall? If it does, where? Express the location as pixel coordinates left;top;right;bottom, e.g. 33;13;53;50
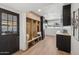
0;4;27;51
20;12;27;50
45;27;61;36
42;3;63;20
71;3;79;55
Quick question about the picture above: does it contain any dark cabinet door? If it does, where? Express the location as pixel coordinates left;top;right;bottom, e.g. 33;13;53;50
63;35;71;53
0;8;19;55
9;35;19;53
0;35;19;55
40;16;45;39
63;4;71;26
0;35;10;54
56;35;63;50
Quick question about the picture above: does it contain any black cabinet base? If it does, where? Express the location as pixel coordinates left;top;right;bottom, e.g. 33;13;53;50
57;48;71;53
56;34;71;53
0;50;18;55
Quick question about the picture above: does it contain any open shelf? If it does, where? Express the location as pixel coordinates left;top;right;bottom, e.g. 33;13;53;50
27;36;41;43
26;16;41;48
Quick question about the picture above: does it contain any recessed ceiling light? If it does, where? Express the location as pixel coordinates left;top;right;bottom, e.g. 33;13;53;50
38;9;41;12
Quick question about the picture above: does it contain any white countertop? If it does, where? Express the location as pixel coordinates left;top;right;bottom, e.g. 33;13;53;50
56;30;71;36
56;32;71;36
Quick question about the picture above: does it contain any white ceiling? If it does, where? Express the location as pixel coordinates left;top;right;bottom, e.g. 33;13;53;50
0;3;52;12
0;3;69;20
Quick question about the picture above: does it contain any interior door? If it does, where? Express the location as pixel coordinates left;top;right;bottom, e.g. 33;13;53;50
0;8;19;55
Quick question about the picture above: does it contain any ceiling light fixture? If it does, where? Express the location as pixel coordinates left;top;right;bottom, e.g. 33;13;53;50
38;9;41;12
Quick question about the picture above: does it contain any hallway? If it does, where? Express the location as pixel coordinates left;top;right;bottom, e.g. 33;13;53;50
14;36;70;55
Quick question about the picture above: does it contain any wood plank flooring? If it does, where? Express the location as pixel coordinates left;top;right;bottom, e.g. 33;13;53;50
14;36;70;55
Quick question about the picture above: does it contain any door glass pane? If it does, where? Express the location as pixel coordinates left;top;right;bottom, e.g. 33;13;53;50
8;21;12;26
2;13;7;20
2;25;7;35
8;26;12;32
1;13;8;35
2;26;7;32
2;21;7;25
8;14;12;21
13;16;17;30
13;21;17;26
8;14;12;32
13;26;17;33
2;13;7;25
13;15;17;33
8;20;12;33
13;16;17;21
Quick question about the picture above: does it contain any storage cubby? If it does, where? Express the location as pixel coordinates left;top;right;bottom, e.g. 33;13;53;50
26;12;41;48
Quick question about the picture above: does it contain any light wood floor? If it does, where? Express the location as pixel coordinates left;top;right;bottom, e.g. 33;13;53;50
14;36;70;55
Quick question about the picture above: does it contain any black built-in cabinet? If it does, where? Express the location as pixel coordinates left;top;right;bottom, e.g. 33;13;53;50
0;8;19;55
56;34;71;53
63;4;71;26
40;16;45;39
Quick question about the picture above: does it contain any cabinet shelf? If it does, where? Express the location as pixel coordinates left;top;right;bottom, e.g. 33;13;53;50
27;36;41;43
